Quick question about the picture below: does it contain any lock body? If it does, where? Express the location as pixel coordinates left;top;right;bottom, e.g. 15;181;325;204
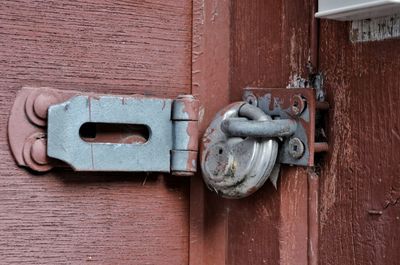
201;102;279;198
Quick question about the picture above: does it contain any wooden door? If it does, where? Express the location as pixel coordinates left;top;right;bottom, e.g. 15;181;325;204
2;1;399;265
318;18;400;265
193;1;400;265
1;1;192;264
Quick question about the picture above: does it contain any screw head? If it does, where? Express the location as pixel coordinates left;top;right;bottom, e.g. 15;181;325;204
245;94;258;106
288;137;305;159
290;94;306;116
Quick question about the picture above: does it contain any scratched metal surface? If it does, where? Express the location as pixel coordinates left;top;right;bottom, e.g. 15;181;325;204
0;0;191;264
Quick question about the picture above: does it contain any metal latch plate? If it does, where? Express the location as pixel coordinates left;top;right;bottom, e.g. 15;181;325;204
243;87;319;166
48;96;174;172
8;87;199;175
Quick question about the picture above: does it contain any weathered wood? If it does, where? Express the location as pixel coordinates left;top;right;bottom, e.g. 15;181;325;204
319;20;400;265
350;14;400;42
224;0;312;264
0;0;191;264
191;0;231;264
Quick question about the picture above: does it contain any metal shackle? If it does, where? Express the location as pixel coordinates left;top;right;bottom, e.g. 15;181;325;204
200;102;279;198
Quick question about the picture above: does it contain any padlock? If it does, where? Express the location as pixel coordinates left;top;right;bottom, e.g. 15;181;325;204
201;87;329;198
201;102;282;198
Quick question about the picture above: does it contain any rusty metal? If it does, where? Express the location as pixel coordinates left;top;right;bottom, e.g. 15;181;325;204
314;142;329;153
288;137;305;159
316;101;330;110
243;87;326;166
8;87;199;175
290;94;307;116
201;87;328;198
171;95;200;175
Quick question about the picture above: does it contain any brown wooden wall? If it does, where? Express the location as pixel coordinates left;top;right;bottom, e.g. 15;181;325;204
228;0;313;264
194;0;314;264
195;1;400;265
0;1;192;264
2;1;399;264
319;21;400;265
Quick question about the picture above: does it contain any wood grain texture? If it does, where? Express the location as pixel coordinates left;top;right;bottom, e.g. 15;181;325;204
191;0;231;264
227;0;313;264
319;20;400;265
0;0;191;264
0;0;191;96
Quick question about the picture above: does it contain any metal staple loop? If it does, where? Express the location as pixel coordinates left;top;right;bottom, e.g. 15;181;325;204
220;104;297;138
221;119;297;138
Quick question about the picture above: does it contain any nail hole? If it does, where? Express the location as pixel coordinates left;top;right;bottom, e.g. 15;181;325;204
218;149;223;154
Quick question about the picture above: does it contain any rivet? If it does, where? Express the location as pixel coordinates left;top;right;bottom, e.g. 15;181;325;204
33;93;58;120
30;138;49;165
245;94;258;106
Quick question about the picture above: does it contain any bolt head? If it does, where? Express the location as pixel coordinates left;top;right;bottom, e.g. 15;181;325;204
290;94;306;116
245;94;258;106
288;137;305;159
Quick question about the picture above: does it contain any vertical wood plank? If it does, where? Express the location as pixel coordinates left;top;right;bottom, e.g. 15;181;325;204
227;0;313;264
319;20;400;265
191;0;231;264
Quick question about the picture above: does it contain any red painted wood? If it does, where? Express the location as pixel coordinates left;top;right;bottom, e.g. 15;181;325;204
4;1;398;265
227;1;313;264
319;21;400;265
0;0;191;264
191;0;231;264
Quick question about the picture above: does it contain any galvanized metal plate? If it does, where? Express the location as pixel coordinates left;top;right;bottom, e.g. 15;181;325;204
48;95;174;172
9;87;199;175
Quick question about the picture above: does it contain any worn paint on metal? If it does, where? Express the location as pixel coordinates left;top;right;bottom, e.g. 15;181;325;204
48;95;174;172
171;95;199;175
8;87;199;175
243;87;322;166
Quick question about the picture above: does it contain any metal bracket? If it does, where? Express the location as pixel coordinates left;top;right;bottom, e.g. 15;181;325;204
8;87;199;175
243;87;328;166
